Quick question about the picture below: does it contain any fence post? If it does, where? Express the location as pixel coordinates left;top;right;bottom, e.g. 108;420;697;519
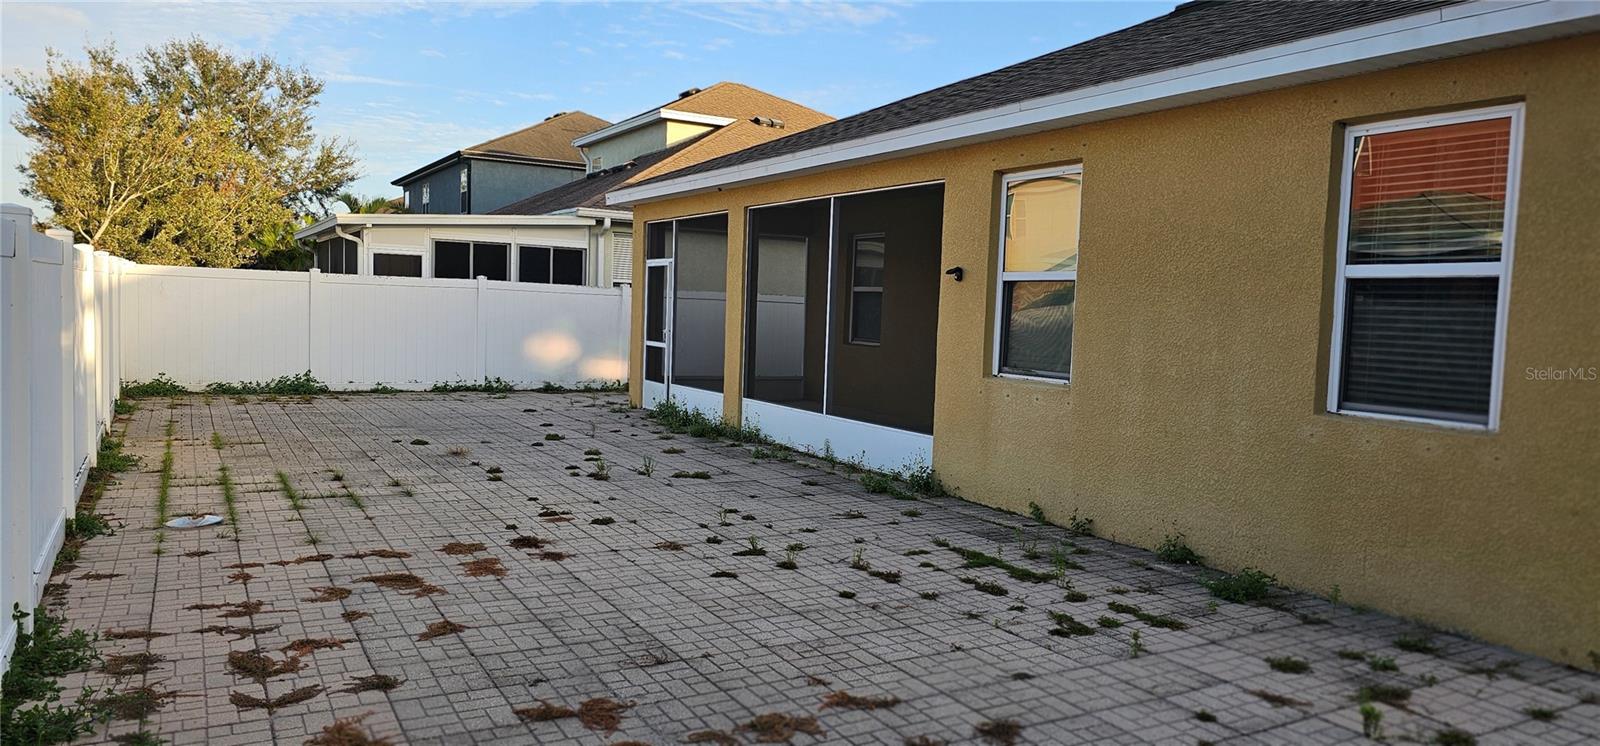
2;205;37;653
75;245;95;477
30;230;74;606
475;275;488;383
306;268;322;381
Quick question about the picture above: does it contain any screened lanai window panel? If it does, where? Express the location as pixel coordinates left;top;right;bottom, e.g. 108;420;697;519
1348;117;1510;264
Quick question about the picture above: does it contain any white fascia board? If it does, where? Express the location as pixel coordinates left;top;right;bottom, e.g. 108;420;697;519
294;213;594;240
574;108;737;148
572;207;633;222
608;0;1599;206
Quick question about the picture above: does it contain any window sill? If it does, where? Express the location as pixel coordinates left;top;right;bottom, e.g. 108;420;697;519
994;371;1071;386
1328;407;1493;434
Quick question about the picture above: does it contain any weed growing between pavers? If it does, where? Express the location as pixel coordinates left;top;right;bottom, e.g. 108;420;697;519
100;686;183;721
960;577;1009;596
819;691;901;710
684;731;739;746
1248;688;1310;708
77;572;123;581
341;610;372;623
737;712;824;743
341;674;404;694
1156;532;1203;565
193;624;280;640
229;685;322;712
1356;683;1412;708
1105;601;1188;630
226;649;305;683
974;719;1022;746
1395;634;1439;654
271;553;334;566
281;638;350;656
654;541;685;551
181;550;213;557
153;432;174;554
462;558;508;577
100;652;164;677
103;629;170;641
343;549;411;559
1048;611;1095;637
440;541;486;555
940;543;1072;582
1202;567;1276;602
306;713;394;746
417;620;467;641
357;572;445;598
509;535;549;549
1;606;106;743
303;586;352;602
1266;656;1312;674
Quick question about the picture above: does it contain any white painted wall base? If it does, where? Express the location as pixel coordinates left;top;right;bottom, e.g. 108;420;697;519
741;398;931;473
670;385;723;421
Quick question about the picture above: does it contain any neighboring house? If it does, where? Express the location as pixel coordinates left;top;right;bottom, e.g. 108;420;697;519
309;83;832;288
608;1;1600;667
293;214;608;287
392;111;610;215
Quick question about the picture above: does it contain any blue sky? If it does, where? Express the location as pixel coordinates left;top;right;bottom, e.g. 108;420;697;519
1;1;1175;214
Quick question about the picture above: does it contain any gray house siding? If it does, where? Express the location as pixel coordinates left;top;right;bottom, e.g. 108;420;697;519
469;159;583;214
397;157;583;215
400;165;469;215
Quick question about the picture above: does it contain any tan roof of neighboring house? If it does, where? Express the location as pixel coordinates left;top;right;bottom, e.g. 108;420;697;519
627;120;808;185
662;82;832;131
464;111;612;162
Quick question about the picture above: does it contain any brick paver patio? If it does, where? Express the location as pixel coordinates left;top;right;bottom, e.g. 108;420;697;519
49;392;1599;745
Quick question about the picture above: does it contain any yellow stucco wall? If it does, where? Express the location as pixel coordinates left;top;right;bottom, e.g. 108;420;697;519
628;35;1600;666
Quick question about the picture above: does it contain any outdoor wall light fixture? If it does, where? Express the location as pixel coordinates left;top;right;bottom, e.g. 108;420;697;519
945;266;964;281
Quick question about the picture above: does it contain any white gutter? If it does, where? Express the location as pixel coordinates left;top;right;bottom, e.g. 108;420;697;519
609;0;1600;206
573;108;737;148
294;212;596;240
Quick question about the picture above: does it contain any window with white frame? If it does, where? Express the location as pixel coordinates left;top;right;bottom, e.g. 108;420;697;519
848;233;884;344
1329;104;1521;429
994;166;1082;381
517;245;585;285
421;183;431;210
372;252;423;277
432;240;508;280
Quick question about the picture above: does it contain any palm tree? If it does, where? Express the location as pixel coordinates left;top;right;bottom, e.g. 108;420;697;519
336;192;399;214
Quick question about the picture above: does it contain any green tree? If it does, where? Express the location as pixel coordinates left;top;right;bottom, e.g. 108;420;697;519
336;192;399;214
7;39;357;267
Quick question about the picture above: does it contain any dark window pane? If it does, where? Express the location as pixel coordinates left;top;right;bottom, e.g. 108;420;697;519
645;265;667;343
1340;276;1496;423
551;248;584;285
519;246;551;283
1348;117;1510;264
646;221;673;259
373;253;422;277
473;243;508;280
827;184;943;432
850;291;882;344
645;346;665;383
314;242;331;272
672;214;728;393
745;200;828;412
1001;280;1074;379
434;241;471;279
342;239;358;274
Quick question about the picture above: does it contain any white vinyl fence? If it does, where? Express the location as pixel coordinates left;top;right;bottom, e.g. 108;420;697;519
119;265;631;390
2;205;122;672
1;203;631;672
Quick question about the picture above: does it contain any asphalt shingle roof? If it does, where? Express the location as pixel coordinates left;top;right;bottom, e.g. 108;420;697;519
632;0;1463;187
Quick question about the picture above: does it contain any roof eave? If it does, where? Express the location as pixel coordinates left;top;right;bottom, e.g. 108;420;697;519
608;0;1600;207
573;108;737;148
294;213;597;240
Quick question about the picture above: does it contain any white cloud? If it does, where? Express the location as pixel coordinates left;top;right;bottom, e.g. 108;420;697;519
662;49;687;61
890;32;934;52
669;1;896;35
419;48;446;58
